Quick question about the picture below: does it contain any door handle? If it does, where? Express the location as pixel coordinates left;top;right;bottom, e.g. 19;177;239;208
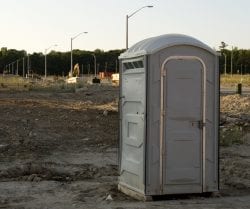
191;120;205;129
198;120;205;129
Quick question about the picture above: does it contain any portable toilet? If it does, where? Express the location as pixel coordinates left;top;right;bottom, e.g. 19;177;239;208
118;34;219;200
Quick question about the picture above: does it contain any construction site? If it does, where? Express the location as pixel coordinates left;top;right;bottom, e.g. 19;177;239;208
0;75;249;208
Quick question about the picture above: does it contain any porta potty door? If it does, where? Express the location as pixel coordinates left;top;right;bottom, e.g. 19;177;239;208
120;59;146;192
161;57;205;194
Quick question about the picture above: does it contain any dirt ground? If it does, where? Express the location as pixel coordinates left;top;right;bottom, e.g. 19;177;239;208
0;85;250;209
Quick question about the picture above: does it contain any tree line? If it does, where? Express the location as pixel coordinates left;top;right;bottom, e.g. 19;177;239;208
219;48;250;74
0;47;125;77
1;47;250;76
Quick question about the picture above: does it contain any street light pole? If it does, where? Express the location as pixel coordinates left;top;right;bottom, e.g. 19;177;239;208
70;31;88;76
92;54;97;77
219;41;228;75
22;57;25;77
16;59;19;75
27;54;30;77
224;53;227;75
126;5;153;49
44;44;57;79
12;62;14;74
126;14;129;50
230;46;233;77
70;37;73;76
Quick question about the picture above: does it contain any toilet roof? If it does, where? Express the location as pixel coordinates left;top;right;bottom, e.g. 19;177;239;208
120;34;217;59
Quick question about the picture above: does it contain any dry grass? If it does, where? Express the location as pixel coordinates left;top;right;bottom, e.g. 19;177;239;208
0;75;95;92
0;75;25;84
0;75;30;90
221;74;250;87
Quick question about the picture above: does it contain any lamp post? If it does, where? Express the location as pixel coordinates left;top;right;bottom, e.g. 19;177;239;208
27;54;30;77
70;31;88;76
16;59;19;75
223;53;227;75
91;54;101;83
126;5;153;49
92;54;97;77
22;57;25;77
219;41;228;75
230;46;234;77
44;44;57;79
11;62;14;74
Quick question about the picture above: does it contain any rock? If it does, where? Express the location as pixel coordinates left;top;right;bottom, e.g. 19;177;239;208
103;110;108;116
21;119;27;123
106;194;113;201
94;172;102;178
0;170;8;177
75;87;88;93
90;167;97;173
29;131;37;137
27;174;37;181
234;182;247;190
244;122;249;127
220;115;227;125
0;199;7;204
222;128;228;132
241;114;250;122
243;133;250;144
33;176;42;182
227;117;238;123
85;92;92;96
0;144;9;152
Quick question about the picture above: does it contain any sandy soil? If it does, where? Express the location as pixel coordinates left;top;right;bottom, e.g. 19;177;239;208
0;85;250;209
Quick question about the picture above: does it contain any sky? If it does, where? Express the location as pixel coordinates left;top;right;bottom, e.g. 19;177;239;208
0;0;250;53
